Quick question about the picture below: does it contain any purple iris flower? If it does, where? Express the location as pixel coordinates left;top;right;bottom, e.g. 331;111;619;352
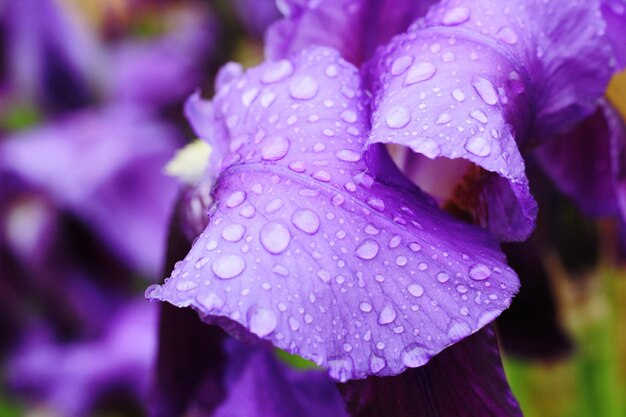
142;0;625;414
6;301;157;417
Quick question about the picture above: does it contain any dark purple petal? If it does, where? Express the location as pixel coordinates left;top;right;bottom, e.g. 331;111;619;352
2;0;100;110
212;344;348;417
7;302;157;417
535;102;626;218
339;324;522;417
233;0;282;38
147;47;519;381
367;0;619;240
498;239;572;359
0;106;180;275
266;0;436;65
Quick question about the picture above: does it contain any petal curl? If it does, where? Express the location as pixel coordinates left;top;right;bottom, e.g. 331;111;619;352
368;0;619;240
147;47;519;381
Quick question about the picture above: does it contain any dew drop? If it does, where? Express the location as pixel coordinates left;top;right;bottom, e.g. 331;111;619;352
472;76;499;105
436;271;450;283
407;283;424;297
391;55;414;75
340;110;357;123
260;222;291;254
359;302;373;312
496;26;518;45
249;307;278;337
452;89;466;102
221;224;245;242
402;345;429;367
336;149;361;162
470;109;488;123
289;76;319;100
226;191;246;208
395;256;408;266
291;209;320;234
465;136;491;157
469;263;491;280
212;255;246;279
261;136;290;160
378;303;396;324
404;62;437;85
441;6;471;25
370;355;386;373
388;235;402;249
241;87;259;107
385;105;411;129
355;239;380;260
261;60;294;83
435;112;452;125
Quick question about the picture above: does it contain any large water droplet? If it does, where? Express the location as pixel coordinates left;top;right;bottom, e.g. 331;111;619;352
212;255;246;279
370;355;386;373
407;283;424;297
262;136;290;160
241;88;259;107
402;345;429;367
436;272;450;283
385;105;411;129
221;224;245;242
469;263;491;280
260;222;291;254
336;149;361;162
404;62;437;85
441;6;471;25
465;136;491;157
496;26;518;45
289;76;319;100
355;239;380;260
452;89;466;102
291;209;320;234
261;60;294;83
249;307;278;337
378;303;396;324
472;76;499;105
391;55;414;75
226;191;246;208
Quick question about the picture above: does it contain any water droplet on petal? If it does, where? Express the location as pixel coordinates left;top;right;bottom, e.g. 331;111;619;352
340;110;357;123
241;88;259;107
226;191;246;208
289;76;319;100
260;222;291;254
407;283;424;297
472;76;499;105
391;55;414;75
452;89;466;102
388;235;401;248
359;302;373;312
435;112;452;124
404;62;437;85
370;355;386;373
447;320;472;338
355;239;380;260
262;136;290;160
470;109;488;123
496;26;518;45
441;6;471;25
222;224;245;242
469;263;491;280
196;293;224;310
465;136;491;156
261;60;294;83
378;303;396;324
436;272;450;283
336;149;361;162
402;345;429;367
212;255;246;279
249;307;278;337
385;105;411;128
291;209;320;234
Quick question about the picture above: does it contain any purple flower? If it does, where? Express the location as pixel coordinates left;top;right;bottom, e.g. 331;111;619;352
0;105;180;275
6;302;157;417
147;47;519;382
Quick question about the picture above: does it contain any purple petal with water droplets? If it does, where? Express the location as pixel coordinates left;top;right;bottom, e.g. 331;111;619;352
339;324;522;417
602;0;626;69
367;0;618;240
266;0;436;65
147;47;519;381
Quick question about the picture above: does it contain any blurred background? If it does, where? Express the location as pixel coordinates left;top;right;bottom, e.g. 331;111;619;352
0;1;624;416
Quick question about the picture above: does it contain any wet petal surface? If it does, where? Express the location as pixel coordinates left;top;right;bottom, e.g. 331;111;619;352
147;47;519;381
